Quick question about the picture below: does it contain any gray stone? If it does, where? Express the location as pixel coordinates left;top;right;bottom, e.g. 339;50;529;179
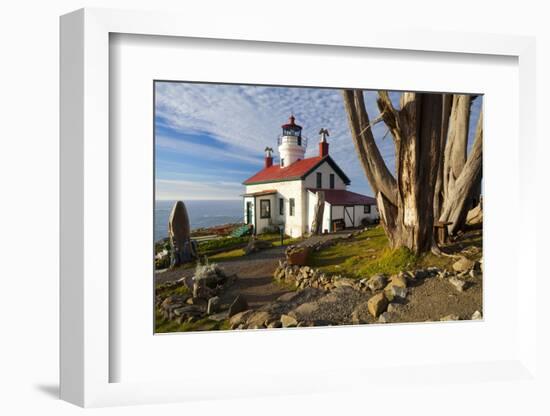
281;314;298;328
228;309;254;326
387;303;404;313
168;201;195;267
207;296;220;314
388;274;407;288
291;301;320;318
471;310;482;320
378;312;390;323
266;319;283;328
384;285;407;302
228;295;248;317
368;292;388;318
351;301;371;324
367;274;387;291
333;277;356;288
449;276;466;292
452;256;475;273
208;311;228;322
246;311;272;327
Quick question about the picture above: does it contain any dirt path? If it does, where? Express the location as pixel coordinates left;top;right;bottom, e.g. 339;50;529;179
155;245;291;308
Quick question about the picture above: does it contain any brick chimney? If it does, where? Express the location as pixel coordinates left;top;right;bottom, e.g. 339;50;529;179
319;128;329;157
264;146;274;168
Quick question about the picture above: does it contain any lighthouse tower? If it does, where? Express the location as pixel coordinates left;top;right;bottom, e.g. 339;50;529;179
278;115;307;168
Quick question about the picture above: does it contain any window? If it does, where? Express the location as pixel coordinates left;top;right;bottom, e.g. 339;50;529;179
289;198;295;216
279;198;284;215
330;173;335;189
260;199;271;219
281;158;285;167
364;204;371;214
316;172;322;188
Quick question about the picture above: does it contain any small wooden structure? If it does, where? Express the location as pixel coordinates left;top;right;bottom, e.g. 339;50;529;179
434;221;453;245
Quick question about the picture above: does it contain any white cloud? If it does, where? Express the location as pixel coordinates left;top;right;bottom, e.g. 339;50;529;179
155;82;397;197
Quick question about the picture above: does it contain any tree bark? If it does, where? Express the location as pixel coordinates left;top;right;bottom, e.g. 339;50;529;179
342;90;443;254
439;110;483;235
342;90;398;206
310;191;325;235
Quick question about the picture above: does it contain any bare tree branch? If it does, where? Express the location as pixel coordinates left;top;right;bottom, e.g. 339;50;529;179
342;90;398;206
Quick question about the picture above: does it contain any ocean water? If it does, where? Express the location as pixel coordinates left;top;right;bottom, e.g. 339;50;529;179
155;200;243;242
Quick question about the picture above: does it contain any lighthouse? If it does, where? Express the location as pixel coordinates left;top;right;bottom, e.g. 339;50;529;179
243;115;379;237
277;115;307;167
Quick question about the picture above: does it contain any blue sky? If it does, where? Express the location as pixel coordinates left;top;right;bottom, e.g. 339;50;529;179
155;82;482;201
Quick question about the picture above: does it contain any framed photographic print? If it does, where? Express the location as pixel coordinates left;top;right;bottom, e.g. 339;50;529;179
60;7;541;409
152;80;484;335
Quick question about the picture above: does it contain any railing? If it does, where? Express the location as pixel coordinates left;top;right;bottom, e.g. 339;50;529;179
277;135;308;147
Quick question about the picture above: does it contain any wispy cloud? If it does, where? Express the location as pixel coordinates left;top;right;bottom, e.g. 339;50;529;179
155;83;481;199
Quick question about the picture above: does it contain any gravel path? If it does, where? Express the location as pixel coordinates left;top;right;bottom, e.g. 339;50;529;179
155;245;291;308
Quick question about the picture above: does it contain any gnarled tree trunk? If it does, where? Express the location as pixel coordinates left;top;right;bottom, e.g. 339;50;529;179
342;90;443;254
342;90;483;254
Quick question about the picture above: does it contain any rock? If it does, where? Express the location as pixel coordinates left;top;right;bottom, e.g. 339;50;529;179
208;311;228;322
168;201;196;266
351;301;371;324
207;296;220;314
378;312;390;323
291;301;320;318
277;292;300;302
388;274;407;288
367;274;387;291
266;319;283;328
228;309;254;326
448;276;466;292
440;314;460;321
413;269;429;279
367;293;388;318
333;277;356;288
452;256;475;273
280;314;298;328
400;271;415;281
246;311;272;327
471;310;482;320
384;285;407;302
387;303;404;313
228;295;248;317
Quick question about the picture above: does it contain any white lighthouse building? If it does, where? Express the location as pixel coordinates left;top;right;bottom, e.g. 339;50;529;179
242;115;379;238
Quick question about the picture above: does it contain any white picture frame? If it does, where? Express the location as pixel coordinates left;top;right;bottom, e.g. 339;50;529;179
60;7;540;408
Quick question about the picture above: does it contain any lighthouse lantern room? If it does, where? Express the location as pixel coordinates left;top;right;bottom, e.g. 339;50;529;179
277;115;307;167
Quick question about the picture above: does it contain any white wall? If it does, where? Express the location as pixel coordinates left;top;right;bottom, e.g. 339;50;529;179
245;180;305;237
303;160;347;190
354;204;379;226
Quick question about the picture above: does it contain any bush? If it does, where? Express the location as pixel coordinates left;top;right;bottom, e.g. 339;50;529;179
198;236;249;253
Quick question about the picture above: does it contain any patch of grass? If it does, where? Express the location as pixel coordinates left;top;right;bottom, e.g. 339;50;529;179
198;236;249;253
155;311;231;333
309;226;482;279
309;226;415;278
209;248;246;262
155;283;189;299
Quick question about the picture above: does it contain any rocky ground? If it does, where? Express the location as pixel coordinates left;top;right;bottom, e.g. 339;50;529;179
155;228;483;332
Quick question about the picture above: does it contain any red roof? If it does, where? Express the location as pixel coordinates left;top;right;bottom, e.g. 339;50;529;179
243;156;324;185
309;189;377;206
